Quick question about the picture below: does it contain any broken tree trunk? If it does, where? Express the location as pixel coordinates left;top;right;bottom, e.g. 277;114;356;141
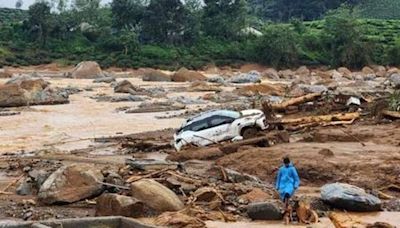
271;93;322;111
381;110;400;119
277;112;360;125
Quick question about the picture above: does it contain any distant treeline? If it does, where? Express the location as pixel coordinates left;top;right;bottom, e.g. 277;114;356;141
0;0;400;69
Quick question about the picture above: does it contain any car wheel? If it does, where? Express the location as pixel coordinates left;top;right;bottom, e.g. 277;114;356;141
241;127;259;139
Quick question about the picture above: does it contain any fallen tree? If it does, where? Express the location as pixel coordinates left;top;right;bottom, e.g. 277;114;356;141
275;112;360;125
271;93;322;111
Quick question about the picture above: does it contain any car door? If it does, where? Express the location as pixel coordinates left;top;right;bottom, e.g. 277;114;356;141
193;115;235;145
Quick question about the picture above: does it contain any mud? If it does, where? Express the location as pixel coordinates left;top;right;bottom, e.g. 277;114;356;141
0;64;399;226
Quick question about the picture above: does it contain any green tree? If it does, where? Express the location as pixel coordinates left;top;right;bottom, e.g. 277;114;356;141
202;0;248;40
111;0;147;29
27;1;52;46
322;7;372;68
354;0;400;19
141;0;192;44
252;25;300;68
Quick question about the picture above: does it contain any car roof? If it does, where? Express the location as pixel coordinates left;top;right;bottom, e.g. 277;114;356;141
182;109;240;126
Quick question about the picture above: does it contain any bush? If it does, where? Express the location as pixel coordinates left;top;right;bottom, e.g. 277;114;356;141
251;24;300;68
322;8;374;68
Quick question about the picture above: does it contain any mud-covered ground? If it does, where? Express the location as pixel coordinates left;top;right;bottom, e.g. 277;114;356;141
0;63;399;227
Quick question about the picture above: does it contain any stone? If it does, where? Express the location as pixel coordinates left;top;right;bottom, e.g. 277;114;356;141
337;67;353;79
373;65;387;77
278;69;295;79
296;66;311;77
114;80;142;94
0;70;12;78
362;66;375;75
294;84;328;94
247;200;283;220
16;178;34;196
70;61;103;79
224;168;261;183
386;67;399;77
38;164;104;204
207;76;225;84
155;211;205;227
172;68;207;82
130;179;184;212
262;68;279;80
389;74;400;88
238;188;270;204
95;193;154;217
229;71;262;84
188;81;222;92
28;169;50;188
111;95;146;102
142;69;171;82
234;83;286;97
318;148;334;157
93;76;116;83
0;77;69;108
321;183;381;212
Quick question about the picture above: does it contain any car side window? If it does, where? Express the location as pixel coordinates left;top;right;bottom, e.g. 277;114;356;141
209;115;235;128
191;119;209;131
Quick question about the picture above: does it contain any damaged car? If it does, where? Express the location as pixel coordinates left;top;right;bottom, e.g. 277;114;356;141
173;109;268;151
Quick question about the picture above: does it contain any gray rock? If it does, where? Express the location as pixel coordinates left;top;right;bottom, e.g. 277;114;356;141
389;74;400;88
207;76;225;84
93;76;116;83
111;95;147;102
321;183;381;212
170;96;206;105
225;168;262;183
229;71;261;84
297;84;328;94
16;178;34;195
247;201;283;220
28;169;50;188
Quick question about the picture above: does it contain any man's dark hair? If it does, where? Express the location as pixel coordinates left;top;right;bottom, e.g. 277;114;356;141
283;157;290;165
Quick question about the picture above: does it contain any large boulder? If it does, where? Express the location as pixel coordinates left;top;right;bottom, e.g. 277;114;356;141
247;200;283;220
262;68;279;80
114;80;143;94
337;67;353;79
229;71;262;84
296;66;311;77
142;69;171;82
172;68;206;82
362;66;375;75
38;164;104;204
0;77;69;107
96;193;154;217
387;67;399;77
70;61;103;79
234;83;286;97
0;70;12;78
373;65;387;77
278;69;295;79
321;183;381;212
130;179;184;212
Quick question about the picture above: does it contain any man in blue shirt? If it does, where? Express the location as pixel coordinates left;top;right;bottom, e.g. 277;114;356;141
275;156;300;209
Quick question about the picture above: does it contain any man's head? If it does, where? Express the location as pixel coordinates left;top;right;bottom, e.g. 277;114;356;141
283;156;290;167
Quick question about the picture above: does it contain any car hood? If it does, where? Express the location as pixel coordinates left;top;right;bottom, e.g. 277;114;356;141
240;109;263;116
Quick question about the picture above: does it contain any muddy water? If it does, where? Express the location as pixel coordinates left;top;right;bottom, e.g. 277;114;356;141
0;78;186;153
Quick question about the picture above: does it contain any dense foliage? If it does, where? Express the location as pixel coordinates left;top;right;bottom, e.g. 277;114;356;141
0;0;399;69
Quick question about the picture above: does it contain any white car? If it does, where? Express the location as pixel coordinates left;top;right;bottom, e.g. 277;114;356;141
173;109;268;151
